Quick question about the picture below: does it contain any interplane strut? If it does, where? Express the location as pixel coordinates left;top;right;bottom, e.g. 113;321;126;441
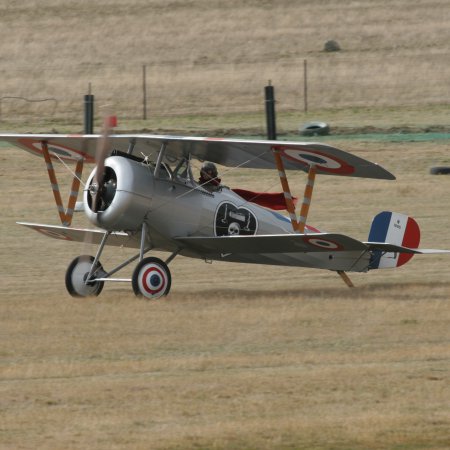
272;146;354;287
41;141;84;227
272;148;300;232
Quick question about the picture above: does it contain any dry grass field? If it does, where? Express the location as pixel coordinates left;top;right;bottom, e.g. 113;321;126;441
0;0;450;128
1;1;450;449
1;139;450;450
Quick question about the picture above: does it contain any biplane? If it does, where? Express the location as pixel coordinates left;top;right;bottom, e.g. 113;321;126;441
1;125;448;299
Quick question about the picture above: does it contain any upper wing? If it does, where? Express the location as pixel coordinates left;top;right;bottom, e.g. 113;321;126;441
0;133;395;180
175;233;369;254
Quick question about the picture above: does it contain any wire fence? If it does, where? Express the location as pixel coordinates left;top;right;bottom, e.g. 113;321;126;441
1;52;449;126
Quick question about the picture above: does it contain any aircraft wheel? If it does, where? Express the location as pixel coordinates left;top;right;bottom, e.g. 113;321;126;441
65;255;105;298
132;257;171;299
430;166;450;175
299;121;330;137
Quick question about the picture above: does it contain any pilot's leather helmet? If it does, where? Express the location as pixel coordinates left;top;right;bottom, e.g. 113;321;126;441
201;161;218;179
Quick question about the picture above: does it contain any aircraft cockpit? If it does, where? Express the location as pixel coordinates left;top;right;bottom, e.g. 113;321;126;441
154;156;196;187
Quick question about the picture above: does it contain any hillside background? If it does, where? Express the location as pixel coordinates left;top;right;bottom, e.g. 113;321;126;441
0;0;449;132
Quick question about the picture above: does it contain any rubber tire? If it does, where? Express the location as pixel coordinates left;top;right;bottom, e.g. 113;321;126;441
299;121;330;137
65;255;104;298
430;166;450;175
132;257;171;299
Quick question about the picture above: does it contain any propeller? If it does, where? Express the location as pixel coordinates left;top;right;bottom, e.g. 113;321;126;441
78;115;117;289
89;116;115;213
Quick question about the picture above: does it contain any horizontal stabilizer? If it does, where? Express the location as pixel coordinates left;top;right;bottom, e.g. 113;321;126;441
365;241;450;255
17;222;140;248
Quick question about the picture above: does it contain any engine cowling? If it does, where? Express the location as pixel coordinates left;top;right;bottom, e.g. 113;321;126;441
84;155;153;231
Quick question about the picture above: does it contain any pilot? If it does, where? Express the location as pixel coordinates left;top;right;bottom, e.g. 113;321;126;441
199;161;222;191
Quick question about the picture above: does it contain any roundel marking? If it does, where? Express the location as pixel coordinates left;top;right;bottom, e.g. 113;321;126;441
304;236;343;250
297;153;328;165
141;264;168;297
18;138;95;162
36;228;73;241
280;148;354;175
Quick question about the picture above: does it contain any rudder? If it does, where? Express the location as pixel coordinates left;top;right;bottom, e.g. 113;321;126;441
368;211;420;269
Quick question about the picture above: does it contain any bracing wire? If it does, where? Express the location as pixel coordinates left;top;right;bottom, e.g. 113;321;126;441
53;154;86;187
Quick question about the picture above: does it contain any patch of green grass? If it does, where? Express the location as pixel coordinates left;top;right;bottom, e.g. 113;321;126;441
2;104;450;136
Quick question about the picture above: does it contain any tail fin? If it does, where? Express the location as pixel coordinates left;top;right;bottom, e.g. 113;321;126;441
368;211;420;269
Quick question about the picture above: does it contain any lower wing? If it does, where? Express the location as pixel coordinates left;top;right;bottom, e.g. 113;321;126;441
176;235;450;262
19;223;368;254
17;222;140;248
175;233;368;254
19;223;449;261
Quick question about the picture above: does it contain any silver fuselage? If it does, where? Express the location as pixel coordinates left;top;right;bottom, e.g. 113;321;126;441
83;155;369;272
148;174;370;272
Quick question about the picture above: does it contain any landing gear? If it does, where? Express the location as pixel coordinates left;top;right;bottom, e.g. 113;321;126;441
64;224;177;300
132;257;171;299
65;255;105;297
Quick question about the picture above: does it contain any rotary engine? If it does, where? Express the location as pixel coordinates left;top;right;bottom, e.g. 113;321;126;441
84;155;154;231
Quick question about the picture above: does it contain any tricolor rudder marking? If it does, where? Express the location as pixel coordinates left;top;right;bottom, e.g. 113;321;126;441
368;211;420;269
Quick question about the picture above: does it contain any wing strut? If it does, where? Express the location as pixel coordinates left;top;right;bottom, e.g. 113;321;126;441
298;165;317;233
272;148;317;233
41;141;84;226
272;147;355;288
272;148;300;232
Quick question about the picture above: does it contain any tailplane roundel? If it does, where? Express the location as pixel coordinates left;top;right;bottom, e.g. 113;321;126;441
368;211;420;269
